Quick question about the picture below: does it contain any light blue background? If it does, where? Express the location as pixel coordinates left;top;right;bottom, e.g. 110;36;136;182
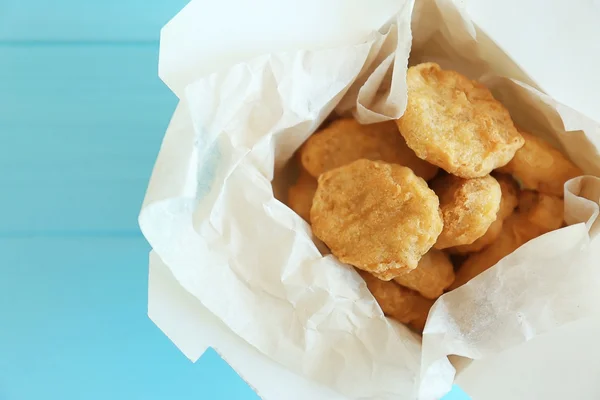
0;1;468;399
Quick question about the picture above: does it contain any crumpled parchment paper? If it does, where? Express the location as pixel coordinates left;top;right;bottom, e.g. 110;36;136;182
140;0;600;398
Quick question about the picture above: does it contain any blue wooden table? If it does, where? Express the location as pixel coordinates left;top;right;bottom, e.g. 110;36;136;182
0;2;467;399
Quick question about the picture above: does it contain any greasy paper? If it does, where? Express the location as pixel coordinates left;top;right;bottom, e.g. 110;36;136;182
140;0;600;399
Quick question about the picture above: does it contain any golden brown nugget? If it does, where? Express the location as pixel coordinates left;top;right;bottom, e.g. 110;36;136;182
431;174;501;249
407;300;434;333
360;271;434;332
449;218;504;255
300;118;438;180
517;190;564;233
311;159;443;280
448;216;542;290
449;174;519;254
393;249;455;299
497;130;583;196
287;170;318;222
397;63;524;178
449;191;564;289
495;174;521;219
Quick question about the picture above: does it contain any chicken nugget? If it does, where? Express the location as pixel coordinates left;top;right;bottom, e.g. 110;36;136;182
449;191;564;289
497;130;583;196
431;174;501;249
300;118;438;180
397;63;524;178
311;159;443;280
287;170;318;222
448;216;530;290
393;249;455;299
517;190;564;233
360;271;434;333
449;174;519;254
450;218;505;255
495;174;521;219
407;301;434;333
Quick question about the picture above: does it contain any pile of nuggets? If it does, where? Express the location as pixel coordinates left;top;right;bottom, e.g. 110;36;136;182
286;62;583;333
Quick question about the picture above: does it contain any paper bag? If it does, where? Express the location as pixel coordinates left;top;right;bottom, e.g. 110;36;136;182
140;0;600;398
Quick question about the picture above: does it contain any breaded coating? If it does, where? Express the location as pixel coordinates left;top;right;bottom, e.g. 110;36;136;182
393;249;455;299
448;215;534;290
397;63;524;178
407;300;434;333
311;159;443;280
300;118;438;180
449;174;519;254
497;130;583;196
495;174;521;219
431;174;502;249
287;170;318;222
517;190;565;233
449;191;564;290
450;218;505;255
360;271;434;333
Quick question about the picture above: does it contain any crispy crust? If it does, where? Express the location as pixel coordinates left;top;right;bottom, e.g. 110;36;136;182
360;270;433;333
449;218;504;255
431;174;501;249
497;130;583;196
449;174;519;254
397;63;524;178
287;170;318;222
495;174;520;220
449;191;564;290
300;118;438;180
517;190;564;233
311;159;443;280
393;249;455;299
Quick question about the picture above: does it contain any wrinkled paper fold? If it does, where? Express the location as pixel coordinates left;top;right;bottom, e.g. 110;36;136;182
141;0;600;398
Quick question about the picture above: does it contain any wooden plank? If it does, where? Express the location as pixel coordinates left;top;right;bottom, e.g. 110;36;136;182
0;236;260;400
0;44;178;233
0;0;189;41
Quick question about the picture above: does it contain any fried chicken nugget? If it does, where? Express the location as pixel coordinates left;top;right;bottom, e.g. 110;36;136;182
407;300;434;333
496;130;583;196
300;118;438;180
517;190;565;233
397;63;524;178
449;174;519;254
360;271;434;333
449;191;564;290
431;174;502;249
311;159;443;280
450;219;505;255
393;249;455;299
287;170;318;222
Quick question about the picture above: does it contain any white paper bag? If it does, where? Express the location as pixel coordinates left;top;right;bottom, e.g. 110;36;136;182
140;0;600;398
